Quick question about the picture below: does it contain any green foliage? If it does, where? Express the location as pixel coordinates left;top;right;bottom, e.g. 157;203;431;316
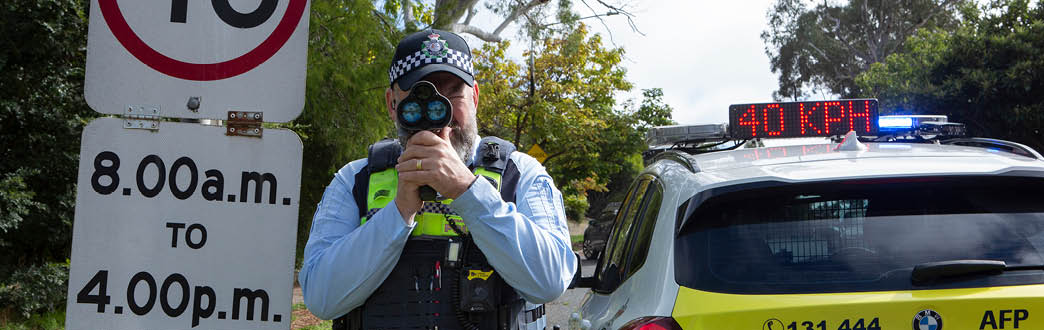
762;0;965;99
0;169;43;247
0;0;92;270
586;152;642;217
472;25;673;219
562;193;590;222
0;262;69;319
297;320;335;330
570;234;583;244
855;28;953;113
294;0;400;265
561;175;607;221
0;309;65;330
584;90;671;217
857;0;1044;151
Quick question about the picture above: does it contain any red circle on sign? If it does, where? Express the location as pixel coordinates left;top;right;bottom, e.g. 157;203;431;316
98;0;307;81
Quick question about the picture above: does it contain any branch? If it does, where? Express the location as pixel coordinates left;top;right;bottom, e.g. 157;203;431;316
373;9;394;31
434;0;479;29
805;38;853;86
578;0;617;45
449;0;549;42
403;0;416;29
822;9;864;62
862;0;881;63
592;0;644;35
464;7;476;25
543;150;569;163
899;0;960;45
542;12;620;28
449;23;503;42
515;61;536;145
492;0;550;38
805;39;832;60
514;110;527;146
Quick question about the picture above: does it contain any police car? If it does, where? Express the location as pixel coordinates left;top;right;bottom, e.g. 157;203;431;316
568;99;1044;330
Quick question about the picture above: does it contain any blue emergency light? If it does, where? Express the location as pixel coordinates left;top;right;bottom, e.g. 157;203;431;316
878;115;950;132
879;116;914;129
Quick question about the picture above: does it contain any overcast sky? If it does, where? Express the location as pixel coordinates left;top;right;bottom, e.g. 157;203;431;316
584;1;781;125
466;0;782;125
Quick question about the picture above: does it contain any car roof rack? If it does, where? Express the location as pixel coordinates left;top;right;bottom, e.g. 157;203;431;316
871;116;1042;159
941;137;1044;160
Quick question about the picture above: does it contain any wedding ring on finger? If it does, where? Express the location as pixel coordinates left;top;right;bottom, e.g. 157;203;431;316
416;159;423;171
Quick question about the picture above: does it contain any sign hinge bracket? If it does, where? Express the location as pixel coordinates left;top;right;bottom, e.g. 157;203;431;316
124;105;161;130
226;111;263;137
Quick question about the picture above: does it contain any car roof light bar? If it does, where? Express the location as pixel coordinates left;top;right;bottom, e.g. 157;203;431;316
876;115;966;138
646;124;728;146
878;115;949;131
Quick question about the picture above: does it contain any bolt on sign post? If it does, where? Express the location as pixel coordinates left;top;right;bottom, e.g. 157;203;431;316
68;1;309;329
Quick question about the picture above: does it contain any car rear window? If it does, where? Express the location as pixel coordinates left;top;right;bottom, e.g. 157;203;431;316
674;176;1044;294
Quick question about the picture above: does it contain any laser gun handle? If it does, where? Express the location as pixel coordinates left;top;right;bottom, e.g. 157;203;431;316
419;185;437;201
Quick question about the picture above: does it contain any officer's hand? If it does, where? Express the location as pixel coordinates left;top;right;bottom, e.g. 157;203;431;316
394;177;421;226
396;129;477;199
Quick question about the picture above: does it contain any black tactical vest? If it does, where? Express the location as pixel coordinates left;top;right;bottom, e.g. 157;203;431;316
332;137;544;330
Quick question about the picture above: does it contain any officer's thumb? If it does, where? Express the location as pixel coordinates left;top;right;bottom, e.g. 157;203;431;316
439;126;453;141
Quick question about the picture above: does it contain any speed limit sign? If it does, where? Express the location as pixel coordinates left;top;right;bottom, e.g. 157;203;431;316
84;0;310;122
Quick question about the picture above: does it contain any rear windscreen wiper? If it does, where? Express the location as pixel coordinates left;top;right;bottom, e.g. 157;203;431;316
912;259;1044;284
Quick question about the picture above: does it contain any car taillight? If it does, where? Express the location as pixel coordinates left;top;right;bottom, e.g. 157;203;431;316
618;316;683;330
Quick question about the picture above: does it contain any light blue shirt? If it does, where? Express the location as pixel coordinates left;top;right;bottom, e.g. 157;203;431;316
299;140;577;330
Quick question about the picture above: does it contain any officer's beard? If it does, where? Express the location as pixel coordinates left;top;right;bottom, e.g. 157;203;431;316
397;118;477;165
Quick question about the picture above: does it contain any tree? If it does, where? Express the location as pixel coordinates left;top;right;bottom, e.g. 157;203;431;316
857;0;1044;152
585;88;673;217
472;25;672;219
292;0;401;264
762;0;965;100
0;0;92;274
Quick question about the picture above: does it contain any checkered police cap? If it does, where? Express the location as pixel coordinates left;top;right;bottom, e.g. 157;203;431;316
388;29;475;89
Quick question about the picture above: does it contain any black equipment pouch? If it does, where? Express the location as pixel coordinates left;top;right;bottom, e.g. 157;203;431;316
338;237;460;330
459;264;500;313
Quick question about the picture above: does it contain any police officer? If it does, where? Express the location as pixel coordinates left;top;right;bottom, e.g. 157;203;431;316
299;29;578;330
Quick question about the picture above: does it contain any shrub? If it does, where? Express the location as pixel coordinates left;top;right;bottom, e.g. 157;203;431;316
563;193;590;222
0;262;69;319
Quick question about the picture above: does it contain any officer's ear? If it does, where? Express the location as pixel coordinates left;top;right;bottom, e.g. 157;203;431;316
472;83;480;108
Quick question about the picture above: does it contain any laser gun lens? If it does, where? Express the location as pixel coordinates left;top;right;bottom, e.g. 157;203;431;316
402;102;422;123
427;101;448;121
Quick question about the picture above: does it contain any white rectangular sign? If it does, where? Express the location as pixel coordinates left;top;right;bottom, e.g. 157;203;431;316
66;118;302;329
84;0;310;122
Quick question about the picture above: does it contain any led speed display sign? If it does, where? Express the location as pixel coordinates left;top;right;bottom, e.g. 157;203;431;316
728;99;879;139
